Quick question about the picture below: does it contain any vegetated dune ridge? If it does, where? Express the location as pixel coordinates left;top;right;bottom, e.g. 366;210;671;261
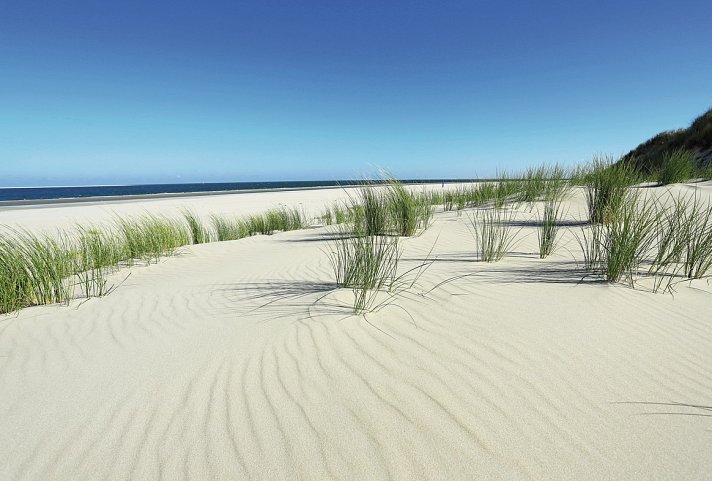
1;184;711;481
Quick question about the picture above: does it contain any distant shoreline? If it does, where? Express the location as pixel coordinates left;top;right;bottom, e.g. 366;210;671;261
0;180;472;208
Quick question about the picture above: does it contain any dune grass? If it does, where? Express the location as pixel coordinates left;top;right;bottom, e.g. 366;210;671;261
326;178;435;313
0;203;318;315
441;182;510;212
517;165;568;203
386;181;433;236
243;207;306;236
584;155;639;224
675;194;712;279
657;149;697;185
318;202;349;226
348;179;432;237
182;210;211;244
577;192;659;285
537;198;564;258
10;230;75;306
469;206;519;262
327;229;400;313
211;215;249;241
599;194;659;285
74;226;124;297
576;222;604;273
117;215;190;264
576;190;712;289
326;223;433;314
0;236;32;313
3;167;711;316
350;184;391;236
0;205;313;314
267;206;305;232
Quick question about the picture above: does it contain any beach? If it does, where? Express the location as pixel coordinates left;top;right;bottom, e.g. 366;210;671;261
1;183;710;480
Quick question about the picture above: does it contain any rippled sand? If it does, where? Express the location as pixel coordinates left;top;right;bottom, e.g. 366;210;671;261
1;184;711;480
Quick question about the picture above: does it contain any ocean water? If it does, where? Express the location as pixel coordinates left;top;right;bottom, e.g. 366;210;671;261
0;179;466;203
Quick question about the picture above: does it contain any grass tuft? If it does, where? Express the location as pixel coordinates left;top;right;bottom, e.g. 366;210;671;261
537;198;564;258
182;210;211;244
583;155;639;224
657;149;696;185
469;206;519;262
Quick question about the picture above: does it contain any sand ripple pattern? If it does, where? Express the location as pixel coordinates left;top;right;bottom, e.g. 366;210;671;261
2;192;712;481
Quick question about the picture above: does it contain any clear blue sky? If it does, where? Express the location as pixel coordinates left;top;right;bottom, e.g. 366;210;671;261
1;0;711;186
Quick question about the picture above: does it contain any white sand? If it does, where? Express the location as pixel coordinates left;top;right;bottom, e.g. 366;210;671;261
0;184;453;235
1;184;710;480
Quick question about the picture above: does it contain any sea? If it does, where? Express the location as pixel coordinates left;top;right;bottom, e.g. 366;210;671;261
0;179;469;203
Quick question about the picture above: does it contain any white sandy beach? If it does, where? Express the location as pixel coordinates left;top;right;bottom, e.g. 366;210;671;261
1;184;711;480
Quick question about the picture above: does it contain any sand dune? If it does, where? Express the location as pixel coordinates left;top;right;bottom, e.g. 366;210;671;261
1;185;711;480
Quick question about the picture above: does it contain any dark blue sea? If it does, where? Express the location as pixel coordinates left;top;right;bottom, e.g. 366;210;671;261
0;180;467;203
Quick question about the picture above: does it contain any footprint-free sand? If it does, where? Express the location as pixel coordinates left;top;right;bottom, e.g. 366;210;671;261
1;184;710;480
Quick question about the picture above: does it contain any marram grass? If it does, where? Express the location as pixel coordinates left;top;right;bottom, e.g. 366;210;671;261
537;198;564;259
469;206;519;262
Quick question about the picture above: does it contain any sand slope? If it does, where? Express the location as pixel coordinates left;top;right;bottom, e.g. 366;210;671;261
1;185;711;480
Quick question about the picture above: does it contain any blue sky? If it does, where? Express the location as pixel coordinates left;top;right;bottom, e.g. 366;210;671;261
1;0;711;186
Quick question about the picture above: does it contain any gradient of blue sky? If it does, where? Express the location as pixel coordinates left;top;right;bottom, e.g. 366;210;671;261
1;0;711;186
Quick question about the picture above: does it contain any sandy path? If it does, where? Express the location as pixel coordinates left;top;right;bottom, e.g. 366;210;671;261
1;186;711;480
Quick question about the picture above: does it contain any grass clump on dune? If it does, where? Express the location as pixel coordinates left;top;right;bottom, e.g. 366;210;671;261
576;191;712;290
584;155;639;224
516;164;570;208
182;210;211;244
0;216;191;314
349;179;432;237
318;202;348;226
326;225;432;314
327;229;401;313
11;230;75;306
351;184;391;236
0;202;316;315
211;215;249;241
386;180;433;236
537;198;565;259
469;206;519;262
599;194;659;285
0;237;32;313
266;207;305;232
657;149;697;185
117;215;190;264
243;207;306;236
74;226;124;297
674;194;712;279
577;192;659;286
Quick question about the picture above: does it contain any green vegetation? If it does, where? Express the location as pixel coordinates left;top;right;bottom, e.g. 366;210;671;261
241;207;306;236
348;179;432;237
469;206;519;262
211;215;248;241
387;181;433;236
583;155;639;224
537;198;564;258
0;207;309;315
5;157;712;317
676;195;712;279
517;164;569;205
183;210;211;244
578;191;712;290
657;149;697;185
350;184;391;236
621;107;712;175
599;194;659;285
0;236;30;313
327;229;401;313
14;230;74;306
116;215;190;264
